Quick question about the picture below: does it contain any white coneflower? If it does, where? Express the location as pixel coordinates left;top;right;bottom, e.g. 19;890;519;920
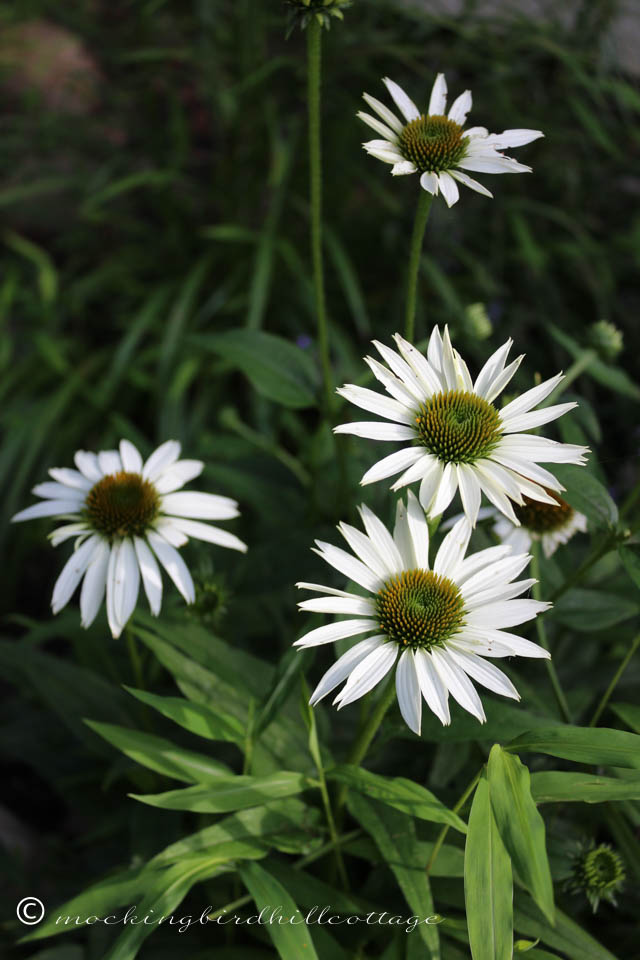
11;439;247;638
295;493;550;733
491;493;587;558
358;73;543;206
335;326;588;526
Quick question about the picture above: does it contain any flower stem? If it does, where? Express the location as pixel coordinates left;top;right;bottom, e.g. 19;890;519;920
405;191;433;341
307;19;332;416
549;531;618;604
531;542;572;723
589;633;640;727
427;766;483;874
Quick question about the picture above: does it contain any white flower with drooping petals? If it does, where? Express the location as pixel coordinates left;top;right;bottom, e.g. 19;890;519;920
335;326;589;527
295;493;550;733
491;495;588;558
11;439;247;638
358;72;543;206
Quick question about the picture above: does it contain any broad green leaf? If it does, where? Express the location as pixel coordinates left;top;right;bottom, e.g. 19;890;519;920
194;329;317;408
551;464;618;530
514;896;618;960
507;725;640;768
465;777;513;960
610;702;640;733
487;746;554;924
327;765;467;833
85;721;232;782
239;861;320;960
531;770;640;803
343;833;465;878
347;792;441;959
553;589;638;632
267;861;378;915
123;686;245;742
131;770;309;812
619;546;640;592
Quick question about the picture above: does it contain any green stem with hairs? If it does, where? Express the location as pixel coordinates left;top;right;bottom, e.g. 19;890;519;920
589;634;640;728
405;191;433;341
531;542;572;723
307;19;332;415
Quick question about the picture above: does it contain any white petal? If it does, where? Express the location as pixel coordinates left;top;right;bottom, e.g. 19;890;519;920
334;421;416;442
336;384;415;424
391;453;438;492
338;522;390;580
48;467;92;491
396;650;422;735
498;373;563;420
484;355;524;403
472;466;520;525
147;531;195;604
405;490;430;569
418;458;445;510
450;170;493;198
162;491;239;521
428;327;444;375
32;482;85;502
485;129;544;149
134;536;163;616
455;626;550;659
51;535;101;614
428;73;447;116
441;326;459;390
433;515;472;578
446;648;520;700
49;522;90;546
464;126;489;139
362;92;404;133
154;519;188;548
455;545;513;586
153;460;205;494
500;401;577;434
74;451;102;482
359;504;404;576
309;636;384;706
498;434;588;465
392;333;443;396
296;582;370;601
98;450;122;475
429;461;458;517
382;77;420;123
474;459;525;504
431;647;486;722
420;171;439;195
80;539;110;627
474;339;513;398
334;642;398;708
467;577;536;607
295;618;377;649
168;517;247;553
106;542;121;638
372;339;427;401
392;161;418;176
465;599;550;629
119;439;143;473
114;538;140;630
458;155;531;175
462;553;532;601
143;440;181;481
297;598;375;618
313;541;382;593
362;447;424;486
456;464;482;527
357;111;399;142
489;452;565;493
364;145;405;165
437;172;459;208
393;499;413;568
448;89;472;125
12;500;84;523
364;354;421;407
414;649;450;725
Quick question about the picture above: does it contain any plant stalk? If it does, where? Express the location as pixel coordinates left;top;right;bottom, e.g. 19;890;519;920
405;191;433;341
531;543;572;723
589;634;640;727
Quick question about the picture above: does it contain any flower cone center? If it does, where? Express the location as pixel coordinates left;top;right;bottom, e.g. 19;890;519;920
582;847;625;892
376;569;464;650
514;493;573;533
398;114;467;173
415;390;502;464
85;471;160;539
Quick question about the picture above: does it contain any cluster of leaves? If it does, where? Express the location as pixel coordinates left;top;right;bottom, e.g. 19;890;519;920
1;0;640;959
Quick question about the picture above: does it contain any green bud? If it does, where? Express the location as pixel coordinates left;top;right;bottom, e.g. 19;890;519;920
587;320;623;362
464;302;492;340
565;840;625;913
284;0;352;34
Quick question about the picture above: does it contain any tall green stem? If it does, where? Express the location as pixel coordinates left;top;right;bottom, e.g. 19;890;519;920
335;677;396;816
531;543;572;723
307;19;332;415
405;191;433;341
589;634;640;727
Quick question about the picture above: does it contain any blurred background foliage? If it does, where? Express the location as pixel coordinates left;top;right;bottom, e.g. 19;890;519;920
1;0;639;957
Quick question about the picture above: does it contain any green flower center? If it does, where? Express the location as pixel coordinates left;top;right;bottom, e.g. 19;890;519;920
415;390;502;464
376;569;465;650
513;494;574;533
580;846;625;893
398;114;468;173
85;471;160;539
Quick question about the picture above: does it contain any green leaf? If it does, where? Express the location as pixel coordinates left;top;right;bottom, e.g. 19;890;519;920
347;792;441;959
194;329;317;408
465;777;513;960
553;588;638;632
610;701;640;733
548;323;640;401
85;721;232;782
239;861;320;960
327;765;467;833
531;770;640;803
123;686;245;742
619;546;640;592
131;770;309;812
487;746;554;925
507;724;640;768
514;896;619;960
551;464;618;530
